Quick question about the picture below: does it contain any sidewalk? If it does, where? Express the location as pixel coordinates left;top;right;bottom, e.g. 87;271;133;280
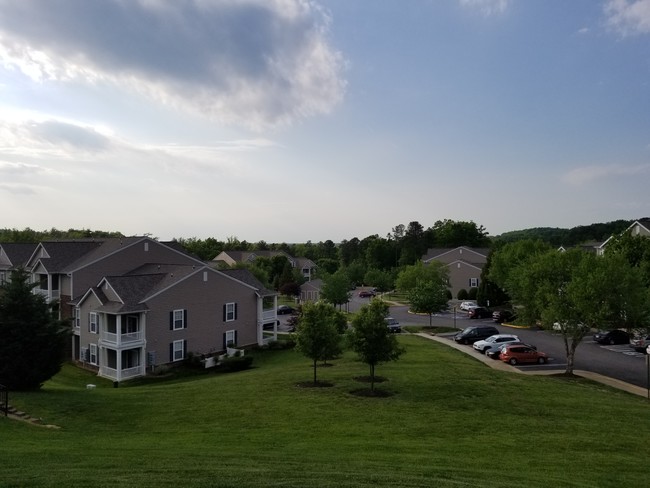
415;332;649;399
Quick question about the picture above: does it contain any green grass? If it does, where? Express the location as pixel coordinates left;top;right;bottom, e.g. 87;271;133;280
2;336;650;487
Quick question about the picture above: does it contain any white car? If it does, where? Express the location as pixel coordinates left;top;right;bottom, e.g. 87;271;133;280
459;301;477;311
472;334;520;354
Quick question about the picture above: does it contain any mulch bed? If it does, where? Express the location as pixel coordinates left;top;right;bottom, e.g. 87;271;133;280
295;380;334;388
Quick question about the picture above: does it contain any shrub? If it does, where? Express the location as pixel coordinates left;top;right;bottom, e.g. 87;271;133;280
445;289;452;300
219;355;254;372
468;287;478;300
457;288;469;300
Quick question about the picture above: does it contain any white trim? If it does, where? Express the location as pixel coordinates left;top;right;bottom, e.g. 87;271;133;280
225;302;236;322
89;344;98;365
173;309;185;330
89;312;98;333
172;340;185;361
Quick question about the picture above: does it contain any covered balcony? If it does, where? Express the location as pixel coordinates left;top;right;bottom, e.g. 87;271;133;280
99;313;145;349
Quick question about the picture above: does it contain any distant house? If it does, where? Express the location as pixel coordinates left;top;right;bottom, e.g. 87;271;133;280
213;250;317;281
598;218;650;255
300;278;322;303
0;242;38;284
421;247;489;298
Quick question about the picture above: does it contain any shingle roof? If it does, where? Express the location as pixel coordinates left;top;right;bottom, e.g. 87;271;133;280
0;243;38;268
220;268;276;296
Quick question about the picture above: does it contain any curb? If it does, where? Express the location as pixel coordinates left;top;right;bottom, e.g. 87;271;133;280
414;332;649;399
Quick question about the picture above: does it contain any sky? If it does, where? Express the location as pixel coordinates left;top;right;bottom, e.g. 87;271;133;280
1;0;649;243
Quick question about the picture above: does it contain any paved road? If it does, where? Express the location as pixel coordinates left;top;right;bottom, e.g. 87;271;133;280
285;290;650;391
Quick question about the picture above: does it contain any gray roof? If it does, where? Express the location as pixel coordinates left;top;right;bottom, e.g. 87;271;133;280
220;268;276;296
0;243;38;268
422;247;490;262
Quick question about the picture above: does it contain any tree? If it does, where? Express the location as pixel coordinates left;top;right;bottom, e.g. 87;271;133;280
294;302;344;384
511;249;650;374
395;261;448;294
0;269;70;390
363;268;395;293
347;300;404;391
407;280;449;326
488;239;553;294
320;269;352;309
427;219;490;248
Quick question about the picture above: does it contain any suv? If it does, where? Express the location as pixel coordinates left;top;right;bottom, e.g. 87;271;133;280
468;306;491;319
385;317;401;333
453;325;499;345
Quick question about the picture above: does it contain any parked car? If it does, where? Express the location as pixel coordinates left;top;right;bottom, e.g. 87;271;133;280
593;329;630;345
263;320;281;330
472;334;520;354
459;301;477;311
486;341;534;360
468;306;491;319
500;344;548;365
385;317;401;333
492;310;516;323
453;325;499;345
358;290;376;298
630;334;650;353
277;305;295;315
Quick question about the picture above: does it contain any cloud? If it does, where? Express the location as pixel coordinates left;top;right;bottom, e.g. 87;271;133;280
0;0;346;130
604;0;650;36
458;0;511;16
562;163;650;185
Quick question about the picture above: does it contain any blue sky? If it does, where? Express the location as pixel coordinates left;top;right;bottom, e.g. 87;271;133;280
0;0;648;243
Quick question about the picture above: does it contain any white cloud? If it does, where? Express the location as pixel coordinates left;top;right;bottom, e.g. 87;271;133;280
458;0;511;16
562;163;650;185
604;0;650;36
0;0;346;130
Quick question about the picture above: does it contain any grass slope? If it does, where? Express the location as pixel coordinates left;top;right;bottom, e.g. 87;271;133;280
2;335;649;487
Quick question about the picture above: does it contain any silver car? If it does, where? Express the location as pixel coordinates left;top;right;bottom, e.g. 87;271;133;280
472;334;520;354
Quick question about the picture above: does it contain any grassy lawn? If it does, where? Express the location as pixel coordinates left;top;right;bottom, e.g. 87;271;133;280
2;335;650;487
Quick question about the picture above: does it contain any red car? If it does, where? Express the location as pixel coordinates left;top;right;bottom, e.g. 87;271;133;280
358;290;376;298
500;344;547;365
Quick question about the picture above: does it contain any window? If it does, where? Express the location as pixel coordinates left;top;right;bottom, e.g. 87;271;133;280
171;309;186;330
89;344;98;365
89;312;98;333
172;340;185;362
0;272;5;285
469;278;479;288
224;302;237;322
225;329;236;348
74;308;80;328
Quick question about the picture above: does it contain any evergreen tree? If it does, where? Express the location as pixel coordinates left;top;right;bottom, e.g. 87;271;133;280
0;269;70;390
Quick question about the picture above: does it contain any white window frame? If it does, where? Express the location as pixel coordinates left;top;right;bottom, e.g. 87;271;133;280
470;278;479;288
225;329;236;348
89;312;98;333
74;307;80;328
89;344;98;365
225;302;236;322
172;340;185;362
173;309;185;330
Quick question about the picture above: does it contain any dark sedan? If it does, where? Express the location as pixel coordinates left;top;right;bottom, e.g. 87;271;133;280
593;329;630;345
492;310;516;323
277;305;295;315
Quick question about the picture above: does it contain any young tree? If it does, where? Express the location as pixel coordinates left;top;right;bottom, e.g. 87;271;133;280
321;269;352;310
407;280;449;326
347;301;404;391
0;269;70;390
294;302;344;384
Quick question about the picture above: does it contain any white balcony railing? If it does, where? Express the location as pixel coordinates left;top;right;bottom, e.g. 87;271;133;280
100;330;143;346
99;365;143;381
261;309;276;322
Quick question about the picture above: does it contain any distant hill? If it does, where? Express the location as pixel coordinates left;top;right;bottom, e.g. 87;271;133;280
494;219;634;247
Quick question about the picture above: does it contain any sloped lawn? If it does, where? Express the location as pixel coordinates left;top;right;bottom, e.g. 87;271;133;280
2;335;649;487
